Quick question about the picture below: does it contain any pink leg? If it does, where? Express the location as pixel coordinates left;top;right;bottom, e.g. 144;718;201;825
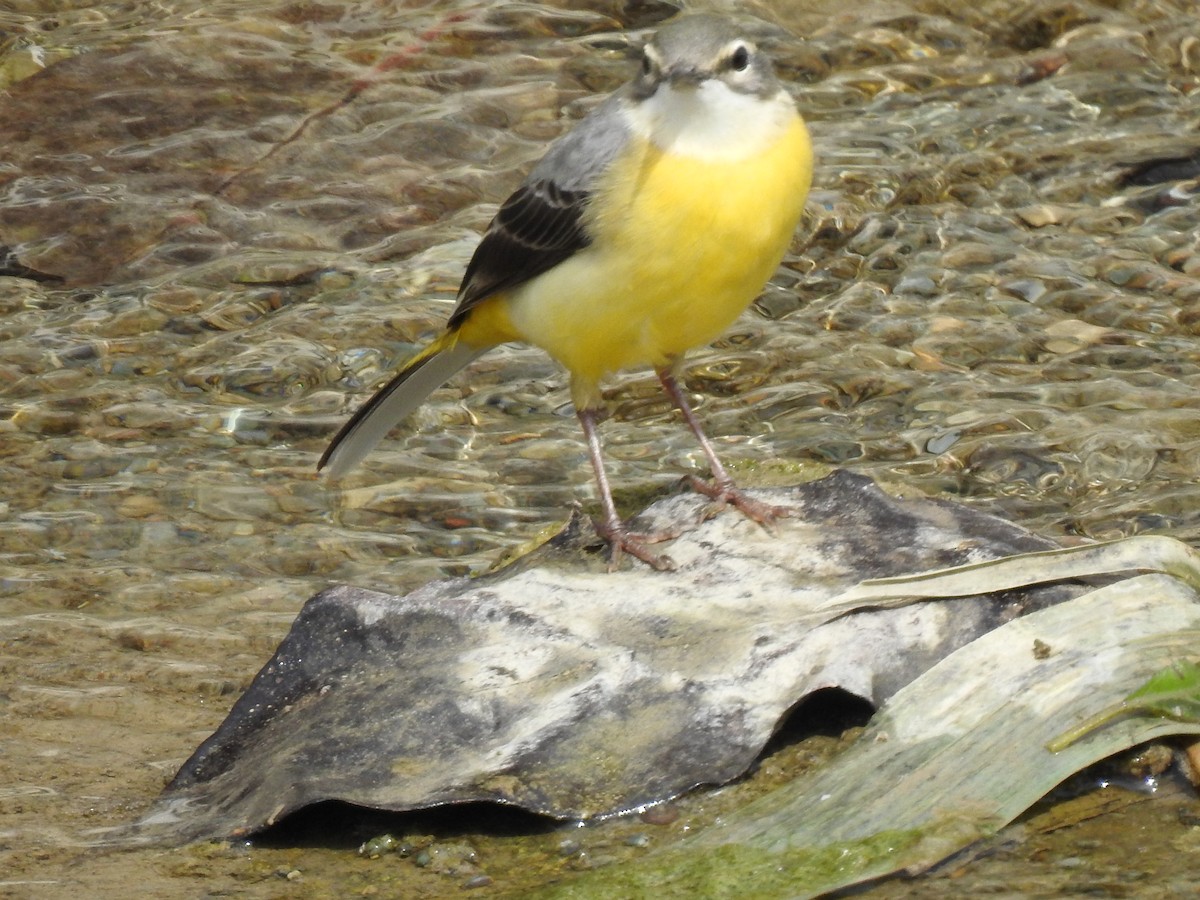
577;407;677;571
657;368;788;526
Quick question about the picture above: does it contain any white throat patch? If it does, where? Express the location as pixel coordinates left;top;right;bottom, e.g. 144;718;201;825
624;81;793;162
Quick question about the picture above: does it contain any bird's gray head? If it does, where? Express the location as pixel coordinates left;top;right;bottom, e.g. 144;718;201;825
632;14;780;101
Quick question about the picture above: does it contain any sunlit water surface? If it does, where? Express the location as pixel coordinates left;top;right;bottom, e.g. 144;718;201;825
2;0;1199;895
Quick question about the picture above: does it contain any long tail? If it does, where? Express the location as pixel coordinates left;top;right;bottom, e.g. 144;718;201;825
318;333;485;478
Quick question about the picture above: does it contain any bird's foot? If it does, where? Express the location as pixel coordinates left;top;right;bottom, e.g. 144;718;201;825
593;518;679;572
685;475;790;529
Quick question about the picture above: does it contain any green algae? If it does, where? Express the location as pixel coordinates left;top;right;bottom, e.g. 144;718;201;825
525;828;939;899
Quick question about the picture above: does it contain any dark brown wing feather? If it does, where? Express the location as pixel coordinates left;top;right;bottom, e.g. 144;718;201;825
447;180;590;330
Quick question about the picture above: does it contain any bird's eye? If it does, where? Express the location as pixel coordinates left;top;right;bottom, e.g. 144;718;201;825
730;45;750;71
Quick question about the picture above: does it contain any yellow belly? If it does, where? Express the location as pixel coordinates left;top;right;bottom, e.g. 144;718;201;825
499;113;812;406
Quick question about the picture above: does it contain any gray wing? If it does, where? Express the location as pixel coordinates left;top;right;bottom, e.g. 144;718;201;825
448;92;632;329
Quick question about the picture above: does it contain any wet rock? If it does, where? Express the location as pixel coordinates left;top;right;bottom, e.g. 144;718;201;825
123;472;1082;846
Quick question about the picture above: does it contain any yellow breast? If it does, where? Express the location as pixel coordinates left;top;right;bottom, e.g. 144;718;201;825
505;108;812;405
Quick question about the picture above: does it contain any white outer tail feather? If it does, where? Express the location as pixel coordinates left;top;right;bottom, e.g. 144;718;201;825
320;342;485;479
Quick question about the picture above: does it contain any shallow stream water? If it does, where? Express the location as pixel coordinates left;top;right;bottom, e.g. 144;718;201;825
2;0;1200;896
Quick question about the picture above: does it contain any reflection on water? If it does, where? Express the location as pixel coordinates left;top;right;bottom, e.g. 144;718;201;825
2;0;1200;894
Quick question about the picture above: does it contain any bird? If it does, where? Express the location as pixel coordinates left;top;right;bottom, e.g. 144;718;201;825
319;13;814;570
